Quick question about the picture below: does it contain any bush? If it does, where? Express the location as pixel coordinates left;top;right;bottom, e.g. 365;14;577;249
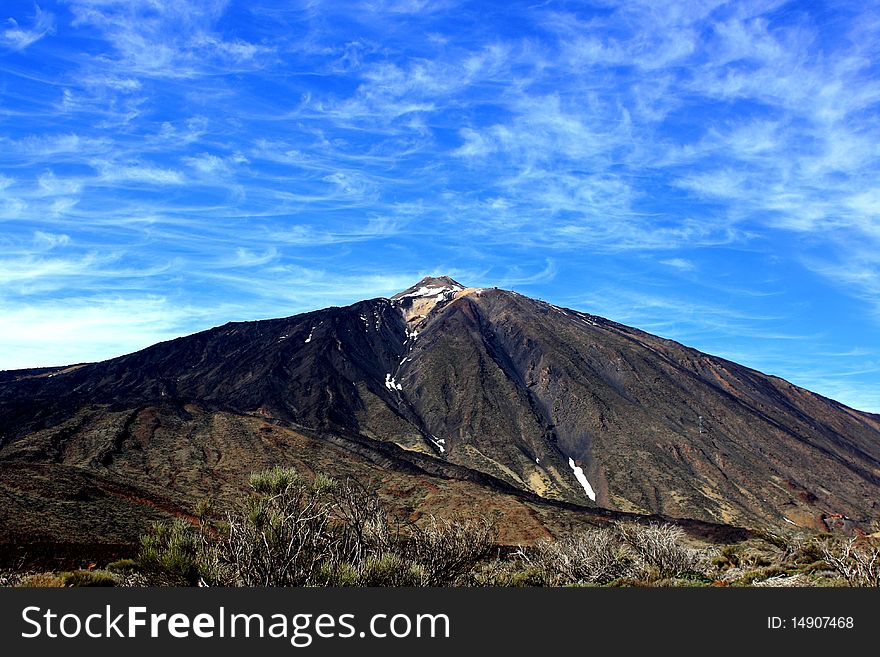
511;523;715;586
711;544;740;571
133;467;518;588
139;520;207;586
652;574;714;587
518;527;636;585
404;516;496;586
358;553;425;587
315;561;359;587
619;523;703;579
735;566;790;586
17;572;64;588
211;471;494;587
60;570;117;587
818;536;880;587
139;469;377;587
215;468;340;586
785;538;825;567
106;559;139;574
330;477;395;564
472;559;552;587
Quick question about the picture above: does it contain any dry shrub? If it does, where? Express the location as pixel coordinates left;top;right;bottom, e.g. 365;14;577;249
329;476;396;565
17;572;65;588
404;515;497;586
518;527;636;585
619;523;703;579
819;535;880;587
513;523;710;586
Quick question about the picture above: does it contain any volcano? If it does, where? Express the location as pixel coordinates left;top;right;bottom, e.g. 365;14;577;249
2;276;878;562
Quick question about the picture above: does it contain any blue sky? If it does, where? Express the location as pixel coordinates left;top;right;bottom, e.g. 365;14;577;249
1;1;879;412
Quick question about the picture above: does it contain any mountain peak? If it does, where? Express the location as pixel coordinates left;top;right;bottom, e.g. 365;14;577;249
391;275;465;300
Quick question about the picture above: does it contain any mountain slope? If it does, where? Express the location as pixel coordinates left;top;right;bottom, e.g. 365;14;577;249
1;276;878;556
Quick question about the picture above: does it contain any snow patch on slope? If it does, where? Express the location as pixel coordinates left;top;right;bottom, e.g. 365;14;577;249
385;373;402;391
427;434;446;454
569;457;596;501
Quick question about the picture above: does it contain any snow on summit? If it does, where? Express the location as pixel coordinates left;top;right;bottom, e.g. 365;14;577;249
391;275;464;300
392;275;466;327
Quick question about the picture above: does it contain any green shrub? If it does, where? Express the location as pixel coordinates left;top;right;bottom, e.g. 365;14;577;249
507;565;551;587
792;540;825;566
796;561;829;575
61;570;116;587
676;570;714;583
735;566;789;586
475;561;552;587
813;576;849;587
712;544;740;571
106;559;139;574
138;520;207;586
606;576;649;587
359;553;424;587
315;562;360;587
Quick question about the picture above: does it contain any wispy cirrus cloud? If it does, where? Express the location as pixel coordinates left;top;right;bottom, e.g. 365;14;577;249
94;162;186;186
66;0;273;79
660;258;696;272
1;4;54;51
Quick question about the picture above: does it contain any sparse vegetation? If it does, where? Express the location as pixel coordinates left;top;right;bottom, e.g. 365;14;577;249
213;467;341;586
133;467;497;587
4;468;876;588
508;523;710;586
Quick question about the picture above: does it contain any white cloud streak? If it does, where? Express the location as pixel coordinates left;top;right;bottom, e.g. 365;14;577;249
1;5;54;51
